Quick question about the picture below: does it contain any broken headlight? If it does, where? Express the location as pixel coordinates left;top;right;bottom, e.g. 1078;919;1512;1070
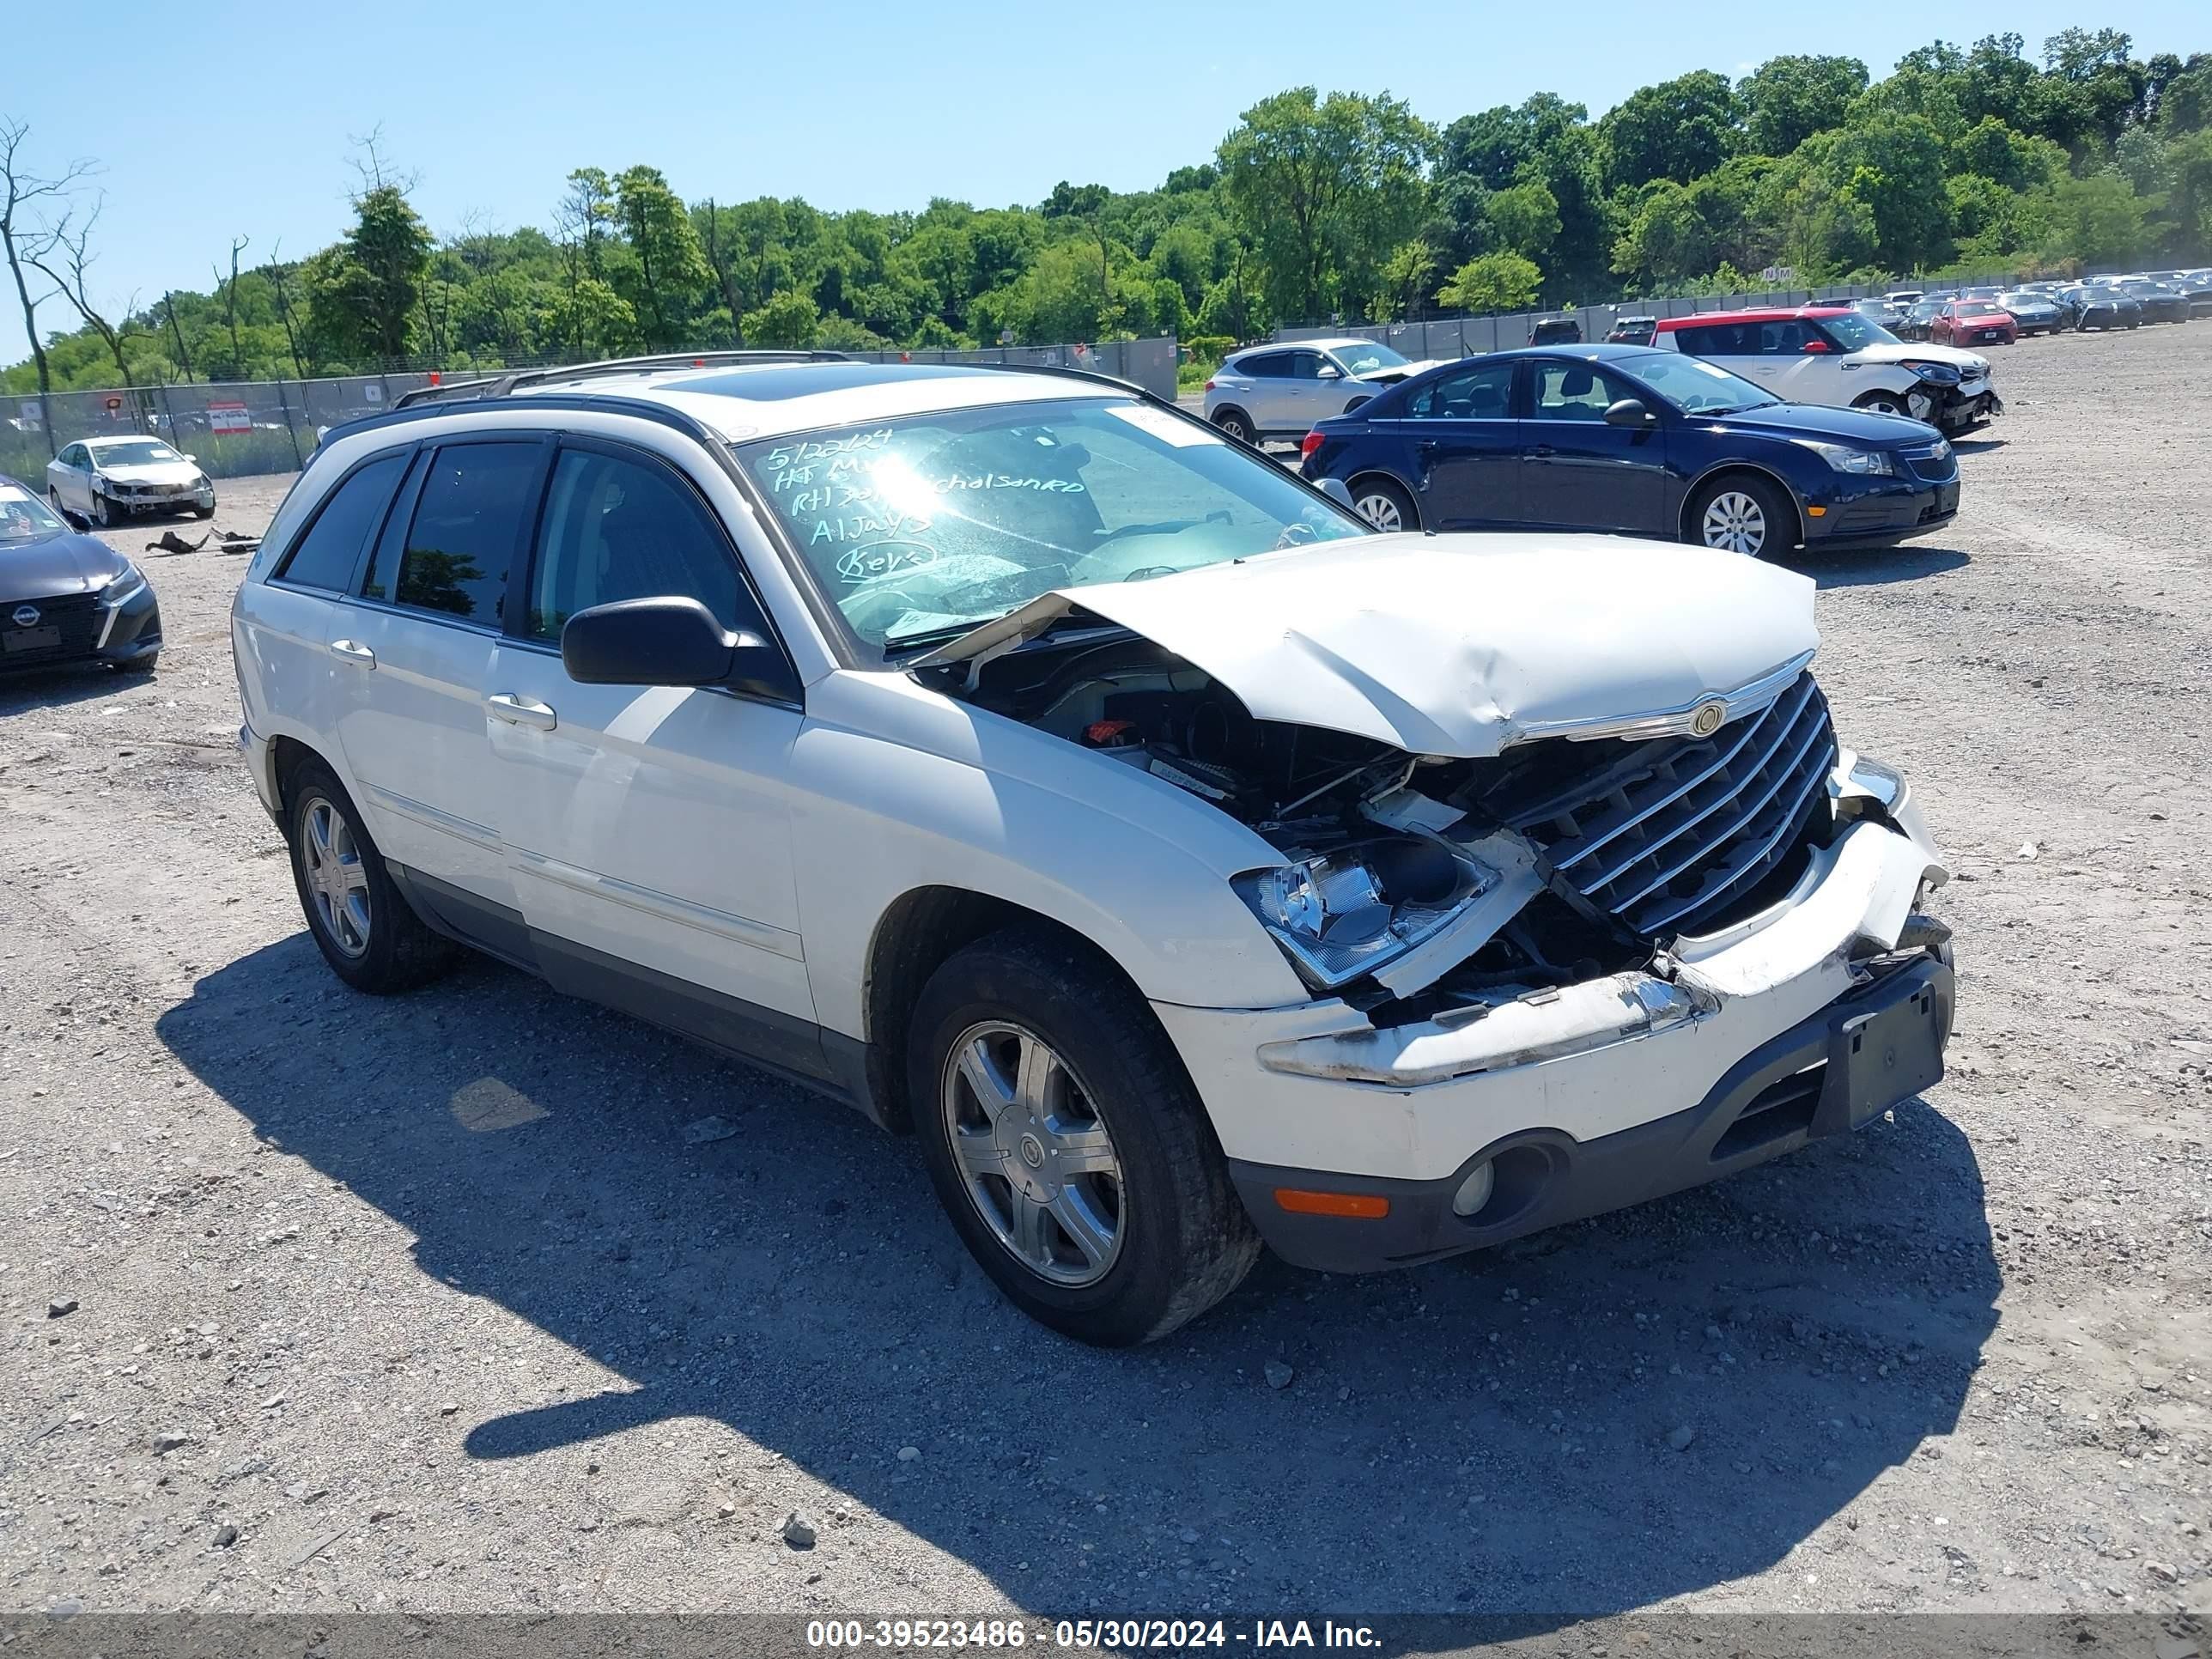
1233;836;1496;992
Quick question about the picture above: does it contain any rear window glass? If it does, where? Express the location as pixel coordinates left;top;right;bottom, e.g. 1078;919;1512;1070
362;441;539;624
276;453;407;592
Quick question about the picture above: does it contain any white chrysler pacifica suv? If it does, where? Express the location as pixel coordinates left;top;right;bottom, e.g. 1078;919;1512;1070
231;353;1954;1346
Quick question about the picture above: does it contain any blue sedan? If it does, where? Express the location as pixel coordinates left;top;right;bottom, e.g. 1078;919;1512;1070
1299;343;1960;558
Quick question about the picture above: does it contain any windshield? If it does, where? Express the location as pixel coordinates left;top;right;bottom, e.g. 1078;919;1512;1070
0;482;67;543
734;397;1369;655
1620;351;1779;414
1997;293;2044;308
1819;312;1900;349
90;440;185;467
1955;301;2005;316
1329;341;1409;374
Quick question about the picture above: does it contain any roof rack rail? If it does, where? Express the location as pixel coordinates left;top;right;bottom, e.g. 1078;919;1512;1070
392;349;851;410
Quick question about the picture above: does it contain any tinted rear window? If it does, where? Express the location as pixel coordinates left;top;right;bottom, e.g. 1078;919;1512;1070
276;453;407;592
363;441;540;624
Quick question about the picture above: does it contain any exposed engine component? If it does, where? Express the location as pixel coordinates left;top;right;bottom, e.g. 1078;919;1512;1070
940;633;1839;1005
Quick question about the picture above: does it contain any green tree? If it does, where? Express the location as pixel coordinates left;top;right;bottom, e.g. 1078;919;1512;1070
1217;86;1431;322
1435;250;1541;312
1739;56;1869;157
740;289;819;349
609;165;708;350
1820;115;1955;269
1600;70;1742;191
309;182;431;366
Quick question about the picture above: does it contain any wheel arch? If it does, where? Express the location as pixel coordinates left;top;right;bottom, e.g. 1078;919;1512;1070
1344;468;1422;529
1680;462;1806;550
858;886;1160;1134
1208;404;1255;435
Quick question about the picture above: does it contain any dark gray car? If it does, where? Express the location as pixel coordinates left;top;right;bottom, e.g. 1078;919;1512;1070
0;474;162;675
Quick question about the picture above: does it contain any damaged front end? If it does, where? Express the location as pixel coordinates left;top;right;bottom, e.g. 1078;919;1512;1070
935;625;1941;1030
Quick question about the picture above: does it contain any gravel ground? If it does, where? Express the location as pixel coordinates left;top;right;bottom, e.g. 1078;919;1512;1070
2;325;2208;1625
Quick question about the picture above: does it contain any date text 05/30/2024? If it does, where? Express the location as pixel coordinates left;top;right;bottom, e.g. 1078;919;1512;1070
805;1620;1382;1650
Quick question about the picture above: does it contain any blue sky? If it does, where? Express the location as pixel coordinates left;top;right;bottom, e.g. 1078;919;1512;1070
3;0;2203;368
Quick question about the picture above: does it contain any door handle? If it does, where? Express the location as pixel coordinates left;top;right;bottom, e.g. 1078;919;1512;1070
329;639;376;668
1528;444;1556;458
1415;440;1437;455
486;693;557;731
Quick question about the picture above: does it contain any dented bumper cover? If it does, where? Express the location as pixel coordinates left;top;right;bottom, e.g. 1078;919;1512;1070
1153;781;1949;1266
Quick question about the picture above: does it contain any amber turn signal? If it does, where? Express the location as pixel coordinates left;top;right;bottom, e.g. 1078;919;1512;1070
1273;1188;1389;1218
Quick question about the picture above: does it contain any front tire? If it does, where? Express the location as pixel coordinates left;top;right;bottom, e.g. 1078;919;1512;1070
1349;476;1419;533
91;492;117;529
284;762;459;994
1687;474;1792;558
908;926;1261;1346
192;503;215;520
1855;391;1911;419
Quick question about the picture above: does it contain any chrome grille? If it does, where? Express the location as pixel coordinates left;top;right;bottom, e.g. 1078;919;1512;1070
1504;673;1838;939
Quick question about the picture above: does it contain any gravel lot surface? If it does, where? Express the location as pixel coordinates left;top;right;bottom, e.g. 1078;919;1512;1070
2;325;2208;1625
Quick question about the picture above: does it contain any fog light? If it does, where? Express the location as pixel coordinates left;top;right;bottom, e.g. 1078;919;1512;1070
1451;1160;1496;1218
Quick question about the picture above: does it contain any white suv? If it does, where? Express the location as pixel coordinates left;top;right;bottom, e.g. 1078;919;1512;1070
1652;307;2001;432
232;353;1955;1346
1203;337;1443;443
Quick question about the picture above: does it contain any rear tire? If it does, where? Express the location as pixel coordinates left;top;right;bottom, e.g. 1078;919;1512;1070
1349;476;1419;533
1210;408;1255;445
284;761;459;994
1686;473;1793;559
907;925;1261;1346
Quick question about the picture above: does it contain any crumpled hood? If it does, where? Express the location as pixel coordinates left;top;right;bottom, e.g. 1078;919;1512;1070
1852;341;1990;376
920;533;1819;759
1353;358;1449;384
99;461;204;485
0;529;127;599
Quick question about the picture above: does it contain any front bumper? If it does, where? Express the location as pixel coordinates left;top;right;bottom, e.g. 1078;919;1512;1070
1154;799;1949;1273
0;583;161;672
1938;384;2000;429
1230;954;1951;1273
1809;472;1958;547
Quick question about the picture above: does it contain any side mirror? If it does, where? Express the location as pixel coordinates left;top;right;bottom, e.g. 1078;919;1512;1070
1799;340;1830;355
1602;398;1656;428
183;452;198;462
1316;364;1342;380
1316;477;1357;511
561;596;798;703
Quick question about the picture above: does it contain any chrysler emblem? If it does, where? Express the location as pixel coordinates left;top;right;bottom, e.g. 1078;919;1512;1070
10;605;40;629
1689;700;1728;738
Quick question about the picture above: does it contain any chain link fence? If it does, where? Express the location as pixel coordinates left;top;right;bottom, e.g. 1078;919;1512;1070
0;338;1181;485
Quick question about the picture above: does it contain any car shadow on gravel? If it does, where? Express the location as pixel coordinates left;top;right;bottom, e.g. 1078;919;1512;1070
158;934;2000;1617
0;664;160;714
1796;544;1969;589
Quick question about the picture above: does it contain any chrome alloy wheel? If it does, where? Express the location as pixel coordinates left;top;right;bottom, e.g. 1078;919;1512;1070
1700;489;1767;556
1355;491;1404;532
302;798;372;957
940;1022;1124;1286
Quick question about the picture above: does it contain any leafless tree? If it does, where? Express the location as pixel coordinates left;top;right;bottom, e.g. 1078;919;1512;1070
27;198;149;391
344;124;421;199
262;241;308;380
211;234;249;379
161;292;195;383
1;118;97;444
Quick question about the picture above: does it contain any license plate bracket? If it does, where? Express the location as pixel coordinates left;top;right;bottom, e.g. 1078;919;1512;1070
3;625;62;653
1817;972;1948;1135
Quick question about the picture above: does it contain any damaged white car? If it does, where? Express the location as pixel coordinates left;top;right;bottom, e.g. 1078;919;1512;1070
232;356;1954;1347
